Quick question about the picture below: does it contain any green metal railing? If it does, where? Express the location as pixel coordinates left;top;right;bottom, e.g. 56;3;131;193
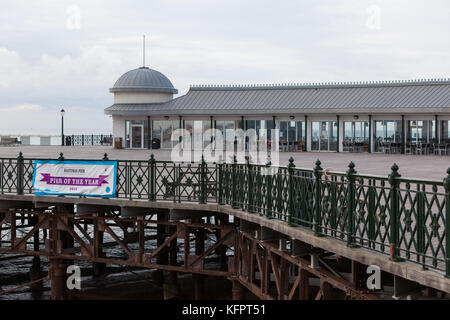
64;134;113;146
1;152;449;278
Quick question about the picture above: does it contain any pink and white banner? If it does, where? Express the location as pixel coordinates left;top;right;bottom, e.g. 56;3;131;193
32;160;117;197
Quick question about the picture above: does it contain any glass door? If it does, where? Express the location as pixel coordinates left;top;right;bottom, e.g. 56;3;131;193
131;124;143;148
311;121;337;151
320;121;329;151
311;122;320;151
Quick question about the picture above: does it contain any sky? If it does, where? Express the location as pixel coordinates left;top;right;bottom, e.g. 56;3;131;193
0;0;449;135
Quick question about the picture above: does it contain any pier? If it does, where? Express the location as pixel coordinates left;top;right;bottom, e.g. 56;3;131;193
1;149;450;300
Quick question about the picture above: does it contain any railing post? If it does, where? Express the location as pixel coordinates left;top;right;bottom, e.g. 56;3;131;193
17;152;24;195
368;179;376;249
247;157;254;213
266;161;273;219
443;167;450;278
388;163;401;261
346;162;357;247
91;134;94;146
287;157;295;226
149;154;156;201
232;156;238;209
199;155;206;204
82;134;84;146
417;184;425;266
313;160;323;236
218;157;224;205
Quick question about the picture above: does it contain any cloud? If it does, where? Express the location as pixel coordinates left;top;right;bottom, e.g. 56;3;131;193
0;103;43;112
0;0;448;135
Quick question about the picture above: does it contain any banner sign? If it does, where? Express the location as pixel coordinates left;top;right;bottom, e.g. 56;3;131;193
32;160;117;197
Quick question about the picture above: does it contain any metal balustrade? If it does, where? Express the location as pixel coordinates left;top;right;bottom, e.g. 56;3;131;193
64;134;113;146
0;152;449;278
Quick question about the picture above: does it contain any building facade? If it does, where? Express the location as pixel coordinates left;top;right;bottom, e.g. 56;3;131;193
105;66;450;154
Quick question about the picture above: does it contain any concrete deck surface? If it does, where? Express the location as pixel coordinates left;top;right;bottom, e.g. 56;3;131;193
0;146;449;180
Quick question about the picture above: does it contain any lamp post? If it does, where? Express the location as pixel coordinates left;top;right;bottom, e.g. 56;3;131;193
60;109;65;146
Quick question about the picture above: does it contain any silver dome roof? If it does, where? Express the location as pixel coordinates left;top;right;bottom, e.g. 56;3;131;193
110;67;178;94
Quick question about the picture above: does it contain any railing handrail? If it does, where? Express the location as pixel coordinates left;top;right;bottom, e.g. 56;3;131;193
0;155;443;185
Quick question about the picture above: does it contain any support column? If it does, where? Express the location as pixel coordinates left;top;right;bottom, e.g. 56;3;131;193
30;215;43;297
232;279;245;300
50;205;72;300
210;116;214;149
435;114;439;143
304;115;308;152
164;224;179;300
299;268;310;300
218;214;229;271
50;259;68;300
147;116;151;150
93;213;106;278
153;213;169;286
193;217;206;300
336;115;340;152
368;115;372;153
179;116;183;149
401;115;405;154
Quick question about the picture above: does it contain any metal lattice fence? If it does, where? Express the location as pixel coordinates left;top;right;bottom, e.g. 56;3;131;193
0;153;449;277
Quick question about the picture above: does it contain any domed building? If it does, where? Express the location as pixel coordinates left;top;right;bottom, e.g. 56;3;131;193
106;66;178;148
105;66;450;153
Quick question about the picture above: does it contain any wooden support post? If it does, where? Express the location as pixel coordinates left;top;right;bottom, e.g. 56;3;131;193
193;217;206;300
50;258;68;300
169;224;178;284
218;214;229;271
232;280;245;300
319;280;334;300
193;274;204;300
153;213;169;286
299;268;310;300
93;214;106;278
164;224;179;300
30;215;43;296
352;260;367;289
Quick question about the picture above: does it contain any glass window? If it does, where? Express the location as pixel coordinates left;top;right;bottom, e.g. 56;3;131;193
152;120;162;145
441;120;450;143
311;121;320;151
184;120;193;150
311;121;336;151
162;120;172;149
203;120;212;149
191;120;203;150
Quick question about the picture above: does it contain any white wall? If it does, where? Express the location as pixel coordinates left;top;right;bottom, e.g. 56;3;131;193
112;116;125;148
114;92;173;104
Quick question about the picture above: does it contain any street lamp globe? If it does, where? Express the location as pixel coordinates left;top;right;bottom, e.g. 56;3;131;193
60;109;65;117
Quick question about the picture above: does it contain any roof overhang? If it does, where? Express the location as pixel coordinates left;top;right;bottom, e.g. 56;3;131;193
109;87;178;94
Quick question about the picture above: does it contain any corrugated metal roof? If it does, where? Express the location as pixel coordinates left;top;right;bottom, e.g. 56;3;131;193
105;79;450;116
110;67;178;94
